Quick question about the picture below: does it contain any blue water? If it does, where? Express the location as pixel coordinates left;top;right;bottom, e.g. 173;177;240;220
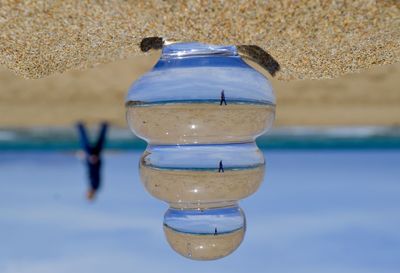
2;128;400;150
3;136;400;151
0;150;399;272
126;99;275;106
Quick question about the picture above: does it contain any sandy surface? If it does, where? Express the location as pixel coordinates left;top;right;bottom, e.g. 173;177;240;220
0;1;398;80
140;161;265;207
164;225;245;260
127;103;275;144
0;57;399;127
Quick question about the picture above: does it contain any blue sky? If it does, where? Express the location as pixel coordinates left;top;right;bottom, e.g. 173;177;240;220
126;55;275;104
0;150;399;273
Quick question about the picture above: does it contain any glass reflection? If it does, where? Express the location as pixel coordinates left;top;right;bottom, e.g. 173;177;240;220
163;205;246;260
140;143;265;208
125;42;275;260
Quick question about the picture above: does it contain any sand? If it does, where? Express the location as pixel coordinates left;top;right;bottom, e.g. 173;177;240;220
127;103;275;144
140;162;265;208
163;225;245;260
0;1;398;80
0;59;399;127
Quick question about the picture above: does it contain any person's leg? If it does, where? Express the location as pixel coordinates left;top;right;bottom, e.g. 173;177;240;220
87;164;101;200
90;171;101;191
95;122;109;152
76;122;91;153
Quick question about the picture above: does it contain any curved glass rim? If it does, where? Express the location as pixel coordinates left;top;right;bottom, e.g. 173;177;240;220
161;42;238;59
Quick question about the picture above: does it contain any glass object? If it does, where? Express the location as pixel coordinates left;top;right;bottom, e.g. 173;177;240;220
126;42;275;145
163;205;246;260
140;142;265;208
126;42;275;260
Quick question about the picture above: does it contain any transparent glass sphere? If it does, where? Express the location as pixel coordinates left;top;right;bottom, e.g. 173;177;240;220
126;42;275;145
163;205;246;260
140;142;265;208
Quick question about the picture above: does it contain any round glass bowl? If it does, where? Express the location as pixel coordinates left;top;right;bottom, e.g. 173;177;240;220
139;142;265;208
163;205;246;260
126;42;275;145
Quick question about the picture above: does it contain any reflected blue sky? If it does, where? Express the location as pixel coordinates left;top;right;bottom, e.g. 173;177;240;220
146;142;264;169
0;150;399;272
164;206;245;234
126;55;275;104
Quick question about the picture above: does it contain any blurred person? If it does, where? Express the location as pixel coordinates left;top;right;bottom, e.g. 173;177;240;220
220;89;227;105
76;122;108;201
218;160;224;173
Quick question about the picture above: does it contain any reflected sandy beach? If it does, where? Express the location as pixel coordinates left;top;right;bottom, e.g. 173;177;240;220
140;164;264;207
127;103;275;145
164;226;245;261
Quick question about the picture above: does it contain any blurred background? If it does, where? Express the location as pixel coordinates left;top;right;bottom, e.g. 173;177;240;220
0;56;399;272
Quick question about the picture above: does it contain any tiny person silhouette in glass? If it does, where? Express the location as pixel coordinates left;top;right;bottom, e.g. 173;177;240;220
218;160;224;173
214;227;218;236
220;89;227;105
76;122;108;201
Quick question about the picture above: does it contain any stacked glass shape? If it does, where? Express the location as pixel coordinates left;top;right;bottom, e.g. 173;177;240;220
126;42;275;260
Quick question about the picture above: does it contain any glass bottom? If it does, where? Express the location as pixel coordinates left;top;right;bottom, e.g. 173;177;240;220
163;205;246;260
